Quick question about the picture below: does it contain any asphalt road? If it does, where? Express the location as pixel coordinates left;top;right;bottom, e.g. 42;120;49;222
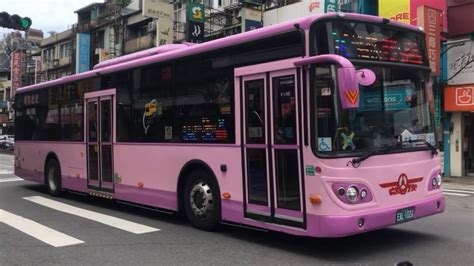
0;153;473;265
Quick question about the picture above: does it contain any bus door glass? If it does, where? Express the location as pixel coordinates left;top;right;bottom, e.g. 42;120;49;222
85;91;115;192
242;68;304;228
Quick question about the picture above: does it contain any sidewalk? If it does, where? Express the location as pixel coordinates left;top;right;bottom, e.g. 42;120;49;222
443;176;474;187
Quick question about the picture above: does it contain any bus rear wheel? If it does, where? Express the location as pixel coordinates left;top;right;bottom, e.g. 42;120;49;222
183;170;221;231
46;159;62;197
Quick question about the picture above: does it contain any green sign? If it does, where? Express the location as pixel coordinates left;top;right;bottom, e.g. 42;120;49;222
305;165;315;176
325;0;339;13
188;2;205;23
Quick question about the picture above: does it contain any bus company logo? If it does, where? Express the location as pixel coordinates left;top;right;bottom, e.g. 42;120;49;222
379;174;423;196
344;90;359;104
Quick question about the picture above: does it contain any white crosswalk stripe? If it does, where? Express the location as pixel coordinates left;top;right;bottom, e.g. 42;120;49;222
443;185;474;197
24;196;160;234
0;177;23;183
0;209;84;247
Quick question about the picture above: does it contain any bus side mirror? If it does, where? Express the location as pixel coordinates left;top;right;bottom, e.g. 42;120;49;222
337;67;360;109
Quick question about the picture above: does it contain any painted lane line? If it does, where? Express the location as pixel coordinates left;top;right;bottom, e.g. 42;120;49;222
0;209;84;247
0;177;23;183
24;196;160;234
443;188;474;194
443;186;474;192
443;192;470;197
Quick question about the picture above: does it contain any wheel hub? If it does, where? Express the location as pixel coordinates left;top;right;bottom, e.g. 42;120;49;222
189;181;213;218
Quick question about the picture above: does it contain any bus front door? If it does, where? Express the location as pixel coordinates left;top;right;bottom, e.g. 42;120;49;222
241;68;305;228
85;90;115;193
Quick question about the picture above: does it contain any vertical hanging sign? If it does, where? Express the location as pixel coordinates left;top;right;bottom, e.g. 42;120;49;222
187;2;205;43
417;6;441;76
76;33;90;73
10;51;22;97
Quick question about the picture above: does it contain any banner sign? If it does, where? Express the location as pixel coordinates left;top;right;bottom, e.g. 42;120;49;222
10;51;22;97
242;8;262;32
187;21;204;43
188;3;205;23
417;6;441;76
143;0;173;20
76;33;90;73
444;85;474;112
447;40;474;85
157;18;174;46
379;0;410;24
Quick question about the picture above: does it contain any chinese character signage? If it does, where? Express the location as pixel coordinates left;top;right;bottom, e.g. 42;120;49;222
143;0;173;20
10;51;22;97
447;40;474;85
188;3;205;23
157;18;174;46
187;20;204;43
444;85;474;112
76;33;90;73
242;8;262;32
417;5;441;76
325;0;338;13
379;0;410;24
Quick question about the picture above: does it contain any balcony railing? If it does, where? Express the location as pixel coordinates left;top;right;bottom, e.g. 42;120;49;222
124;35;154;54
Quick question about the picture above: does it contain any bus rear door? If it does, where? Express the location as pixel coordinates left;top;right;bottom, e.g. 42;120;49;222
85;89;115;193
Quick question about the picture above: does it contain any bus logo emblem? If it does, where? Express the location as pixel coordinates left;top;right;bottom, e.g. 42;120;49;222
379;173;423;195
345;90;359;104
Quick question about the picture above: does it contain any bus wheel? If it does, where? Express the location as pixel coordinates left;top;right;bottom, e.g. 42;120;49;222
183;170;221;231
45;159;62;197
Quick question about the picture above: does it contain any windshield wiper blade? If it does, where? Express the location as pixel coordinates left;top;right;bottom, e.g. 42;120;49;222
403;139;438;156
349;144;397;167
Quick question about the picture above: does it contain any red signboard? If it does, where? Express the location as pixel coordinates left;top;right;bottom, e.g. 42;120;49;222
417;6;441;76
10;51;22;97
444;85;474;112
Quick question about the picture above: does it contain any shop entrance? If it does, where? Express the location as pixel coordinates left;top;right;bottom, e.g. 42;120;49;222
465;113;474;176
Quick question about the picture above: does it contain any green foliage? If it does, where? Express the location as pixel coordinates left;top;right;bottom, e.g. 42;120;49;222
113;0;131;8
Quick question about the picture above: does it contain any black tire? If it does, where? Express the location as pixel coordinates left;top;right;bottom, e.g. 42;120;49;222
45;159;62;197
183;169;221;231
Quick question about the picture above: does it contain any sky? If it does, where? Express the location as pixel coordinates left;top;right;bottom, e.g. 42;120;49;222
1;0;99;36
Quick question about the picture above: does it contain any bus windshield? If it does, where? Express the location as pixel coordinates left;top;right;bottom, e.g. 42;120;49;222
313;65;435;156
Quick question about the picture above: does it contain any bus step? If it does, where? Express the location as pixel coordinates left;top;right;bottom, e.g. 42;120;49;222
88;190;114;200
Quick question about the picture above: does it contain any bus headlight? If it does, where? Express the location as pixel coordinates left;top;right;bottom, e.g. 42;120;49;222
346;186;359;202
436;174;442;186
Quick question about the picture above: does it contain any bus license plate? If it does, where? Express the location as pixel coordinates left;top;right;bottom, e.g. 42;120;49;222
396;207;415;224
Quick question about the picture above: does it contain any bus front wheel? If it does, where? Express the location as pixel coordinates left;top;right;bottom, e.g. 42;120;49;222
45;159;62;197
183;170;221;231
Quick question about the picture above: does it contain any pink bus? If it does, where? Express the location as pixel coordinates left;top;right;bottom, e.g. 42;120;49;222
14;13;445;237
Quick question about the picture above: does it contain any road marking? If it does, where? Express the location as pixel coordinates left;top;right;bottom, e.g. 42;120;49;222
0;209;84;247
0;177;23;183
443;192;470;197
443;185;474;192
24;196;160;234
443;188;474;194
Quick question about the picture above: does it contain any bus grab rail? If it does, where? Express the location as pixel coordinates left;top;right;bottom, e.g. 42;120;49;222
294;55;361;109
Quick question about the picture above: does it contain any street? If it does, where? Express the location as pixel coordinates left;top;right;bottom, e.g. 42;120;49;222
0;153;473;265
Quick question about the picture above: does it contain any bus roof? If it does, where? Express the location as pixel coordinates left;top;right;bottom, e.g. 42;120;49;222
17;12;421;94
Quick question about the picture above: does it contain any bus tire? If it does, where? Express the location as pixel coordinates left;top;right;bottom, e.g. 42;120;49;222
45;159;62;197
183;169;221;231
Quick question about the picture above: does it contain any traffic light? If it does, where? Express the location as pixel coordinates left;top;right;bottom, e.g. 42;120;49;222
0;12;32;31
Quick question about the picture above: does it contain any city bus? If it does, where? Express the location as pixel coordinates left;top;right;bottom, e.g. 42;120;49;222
14;12;445;237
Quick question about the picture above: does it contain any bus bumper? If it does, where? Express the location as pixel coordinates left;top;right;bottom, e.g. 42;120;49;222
309;195;445;237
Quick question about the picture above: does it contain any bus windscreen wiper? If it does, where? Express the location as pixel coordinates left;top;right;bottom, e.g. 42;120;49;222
348;143;399;167
401;139;438;156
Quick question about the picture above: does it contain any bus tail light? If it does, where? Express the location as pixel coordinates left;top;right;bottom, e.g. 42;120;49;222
332;183;373;204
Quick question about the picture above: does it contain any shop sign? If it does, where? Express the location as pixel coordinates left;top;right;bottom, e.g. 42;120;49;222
10;51;22;96
447;40;474;85
417;6;441;76
444;85;474;112
143;0;173;20
76;33;90;73
242;8;262;32
187;3;205;23
379;0;410;24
